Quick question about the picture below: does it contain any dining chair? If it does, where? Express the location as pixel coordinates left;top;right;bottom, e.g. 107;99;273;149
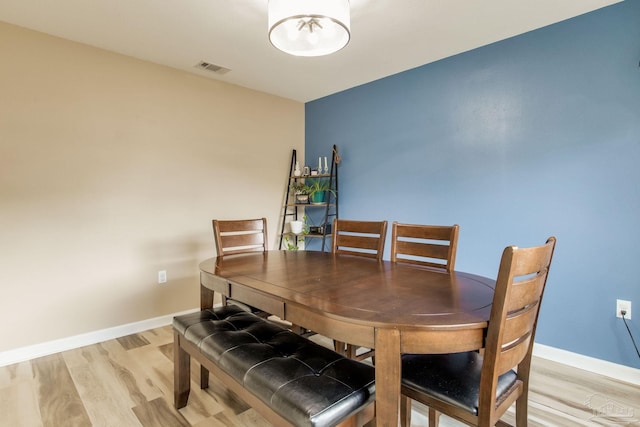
206;218;272;389
212;218;269;313
213;217;269;257
331;218;388;361
400;236;556;427
391;222;460;272
331;218;388;260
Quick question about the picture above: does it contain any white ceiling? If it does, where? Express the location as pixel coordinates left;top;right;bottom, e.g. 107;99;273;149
0;0;621;103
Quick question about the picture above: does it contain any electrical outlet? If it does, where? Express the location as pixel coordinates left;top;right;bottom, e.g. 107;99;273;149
616;299;631;319
158;270;167;284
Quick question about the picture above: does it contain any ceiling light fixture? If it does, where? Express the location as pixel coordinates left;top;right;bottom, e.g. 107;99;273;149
268;0;351;57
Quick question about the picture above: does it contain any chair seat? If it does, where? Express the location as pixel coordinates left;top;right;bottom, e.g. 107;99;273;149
401;352;517;415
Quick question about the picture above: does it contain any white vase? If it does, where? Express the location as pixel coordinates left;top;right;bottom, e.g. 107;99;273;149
290;220;304;234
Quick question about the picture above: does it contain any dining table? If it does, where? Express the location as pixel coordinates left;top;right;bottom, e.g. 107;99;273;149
198;250;495;427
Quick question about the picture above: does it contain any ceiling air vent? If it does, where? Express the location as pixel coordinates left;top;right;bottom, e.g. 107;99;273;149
195;61;230;75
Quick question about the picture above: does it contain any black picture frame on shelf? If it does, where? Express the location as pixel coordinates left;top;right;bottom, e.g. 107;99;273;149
309;223;331;235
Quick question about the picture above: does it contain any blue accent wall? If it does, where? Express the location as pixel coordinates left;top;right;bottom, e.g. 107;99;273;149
305;1;640;368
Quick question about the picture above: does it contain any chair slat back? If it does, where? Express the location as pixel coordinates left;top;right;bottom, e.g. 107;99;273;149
479;237;556;422
212;218;268;256
391;223;459;271
332;219;388;260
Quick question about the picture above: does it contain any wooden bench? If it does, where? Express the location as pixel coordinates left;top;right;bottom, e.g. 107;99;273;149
173;305;376;427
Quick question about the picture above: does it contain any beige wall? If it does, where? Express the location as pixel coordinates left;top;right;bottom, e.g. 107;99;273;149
0;22;304;352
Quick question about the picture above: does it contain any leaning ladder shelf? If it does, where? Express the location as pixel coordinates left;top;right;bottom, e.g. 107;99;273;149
279;145;339;252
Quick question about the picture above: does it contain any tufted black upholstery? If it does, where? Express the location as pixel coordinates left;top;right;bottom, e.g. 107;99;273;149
401;352;517;415
173;305;376;427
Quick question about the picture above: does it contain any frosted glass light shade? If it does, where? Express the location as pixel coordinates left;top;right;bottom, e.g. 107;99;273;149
268;0;350;57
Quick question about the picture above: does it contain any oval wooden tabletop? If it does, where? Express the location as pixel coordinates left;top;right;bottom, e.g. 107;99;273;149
200;250;495;330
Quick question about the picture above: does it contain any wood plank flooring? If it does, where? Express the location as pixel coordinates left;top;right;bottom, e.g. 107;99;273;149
1;325;638;426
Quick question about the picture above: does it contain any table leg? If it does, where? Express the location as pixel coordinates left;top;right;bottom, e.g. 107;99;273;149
199;282;214;388
375;328;401;427
200;283;214;310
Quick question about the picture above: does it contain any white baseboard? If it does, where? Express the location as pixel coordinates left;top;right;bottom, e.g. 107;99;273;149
533;343;640;386
0;308;199;367
2;315;639;386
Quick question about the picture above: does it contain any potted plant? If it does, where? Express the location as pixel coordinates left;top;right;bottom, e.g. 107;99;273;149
290;182;310;204
289;220;304;234
285;215;309;250
305;178;335;204
283;236;302;250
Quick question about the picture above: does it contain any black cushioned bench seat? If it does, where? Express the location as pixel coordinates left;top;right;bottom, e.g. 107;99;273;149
173;305;376;427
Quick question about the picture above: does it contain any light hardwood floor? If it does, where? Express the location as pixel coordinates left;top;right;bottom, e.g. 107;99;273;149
1;325;638;427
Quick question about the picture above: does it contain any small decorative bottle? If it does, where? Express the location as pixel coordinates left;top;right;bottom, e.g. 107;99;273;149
294;161;301;176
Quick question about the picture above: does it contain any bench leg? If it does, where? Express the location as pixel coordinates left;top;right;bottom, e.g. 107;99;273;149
173;330;191;409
